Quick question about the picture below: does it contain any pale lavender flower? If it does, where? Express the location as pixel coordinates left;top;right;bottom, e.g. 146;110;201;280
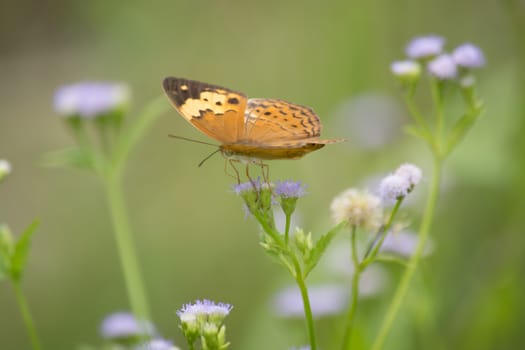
290;347;311;350
177;300;233;320
274;180;307;198
232;179;262;195
395;163;422;187
378;174;411;201
390;60;421;79
100;312;155;340
405;35;445;59
381;230;434;257
427;54;458;80
135;339;180;350
452;43;486;68
273;284;347;318
54;82;130;118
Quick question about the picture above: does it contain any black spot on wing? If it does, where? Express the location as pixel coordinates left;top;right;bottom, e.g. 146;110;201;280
228;97;239;105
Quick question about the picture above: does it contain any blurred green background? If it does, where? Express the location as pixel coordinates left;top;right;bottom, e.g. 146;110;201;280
1;0;525;349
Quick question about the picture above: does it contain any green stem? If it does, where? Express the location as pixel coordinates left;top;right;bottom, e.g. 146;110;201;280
284;213;291;245
363;198;403;262
104;172;151;321
341;226;360;350
403;93;432;137
12;281;42;350
430;79;445;155
292;258;317;350
371;157;442;350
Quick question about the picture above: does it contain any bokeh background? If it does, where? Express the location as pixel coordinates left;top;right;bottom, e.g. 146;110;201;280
1;0;525;349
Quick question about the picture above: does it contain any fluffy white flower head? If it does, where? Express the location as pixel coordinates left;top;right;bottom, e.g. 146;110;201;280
395;163;422;187
330;188;382;230
390;60;421;79
378;175;411;201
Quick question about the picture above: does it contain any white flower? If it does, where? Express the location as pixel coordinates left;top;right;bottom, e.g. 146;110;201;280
390;60;421;79
405;35;445;59
0;159;11;181
452;43;486;68
427;54;458;80
330;188;382;230
395;163;422;187
378;175;411;201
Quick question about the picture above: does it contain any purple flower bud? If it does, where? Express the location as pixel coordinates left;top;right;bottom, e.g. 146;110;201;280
274;180;307;198
427;54;458;80
452;43;486;68
406;35;445;59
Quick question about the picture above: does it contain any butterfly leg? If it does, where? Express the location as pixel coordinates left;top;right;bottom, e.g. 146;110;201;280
226;159;241;184
259;161;271;188
245;163;261;193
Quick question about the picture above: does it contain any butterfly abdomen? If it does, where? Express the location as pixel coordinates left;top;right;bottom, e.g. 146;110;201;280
220;143;325;160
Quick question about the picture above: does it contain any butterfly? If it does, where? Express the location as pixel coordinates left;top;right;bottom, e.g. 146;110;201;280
163;77;344;165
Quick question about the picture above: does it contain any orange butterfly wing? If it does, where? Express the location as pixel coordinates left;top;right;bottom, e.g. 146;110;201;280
162;77;247;143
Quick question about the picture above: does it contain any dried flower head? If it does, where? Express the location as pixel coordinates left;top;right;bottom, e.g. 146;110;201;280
427;54;458;80
405;35;445;59
330;188;382;230
452;43;486;68
54;82;130;118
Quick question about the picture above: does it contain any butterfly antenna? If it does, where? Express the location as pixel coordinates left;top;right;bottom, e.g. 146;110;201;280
168;134;218;147
198;149;221;167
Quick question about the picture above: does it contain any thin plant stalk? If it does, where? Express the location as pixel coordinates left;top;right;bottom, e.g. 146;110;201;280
12;281;42;350
285;212;316;350
371;158;442;350
104;170;151;321
340;225;360;350
292;257;317;350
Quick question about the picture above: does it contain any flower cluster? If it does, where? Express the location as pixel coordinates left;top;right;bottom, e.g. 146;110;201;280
176;299;233;349
378;163;422;202
331;163;422;227
391;35;485;82
233;179;306;231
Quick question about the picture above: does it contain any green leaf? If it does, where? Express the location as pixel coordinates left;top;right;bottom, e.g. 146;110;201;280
304;221;347;278
10;219;39;282
42;147;95;170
